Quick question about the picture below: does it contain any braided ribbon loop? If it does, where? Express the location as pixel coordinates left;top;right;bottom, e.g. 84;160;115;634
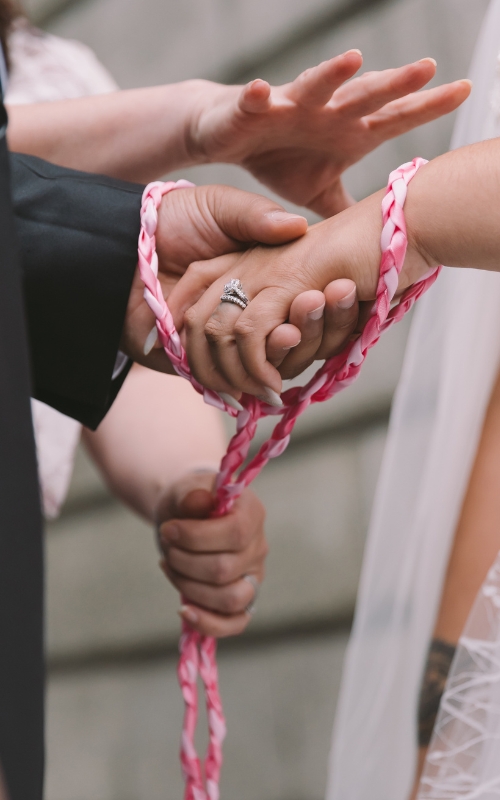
137;159;441;800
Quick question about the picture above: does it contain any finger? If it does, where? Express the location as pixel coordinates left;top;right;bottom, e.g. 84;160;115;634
366;79;472;138
168;252;240;330
205;301;278;400
159;491;266;554
165;545;264;585
233;286;293;392
163;562;257;614
181;264;252;396
287;49;363;107
179;603;251;638
333;58;437;119
269;290;325;377
183;254;293;396
265;323;302;367
200;185;307;245
156;472;217;524
239;79;272;113
315;279;359;361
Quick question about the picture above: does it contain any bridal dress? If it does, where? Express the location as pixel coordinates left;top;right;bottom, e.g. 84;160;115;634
326;2;500;798
6;21;118;518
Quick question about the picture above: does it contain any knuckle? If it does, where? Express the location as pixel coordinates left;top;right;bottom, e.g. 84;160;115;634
221;586;246;615
211;555;235;586
234;316;257;341
234;617;250;636
229;519;249;551
260;538;270;561
216;616;248;639
184;305;199;333
335;313;358;333
205;316;230;345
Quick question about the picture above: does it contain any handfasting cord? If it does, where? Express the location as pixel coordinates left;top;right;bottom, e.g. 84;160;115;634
137;158;441;800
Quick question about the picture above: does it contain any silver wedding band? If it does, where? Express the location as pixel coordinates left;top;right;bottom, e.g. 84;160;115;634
220;279;249;309
243;573;260;615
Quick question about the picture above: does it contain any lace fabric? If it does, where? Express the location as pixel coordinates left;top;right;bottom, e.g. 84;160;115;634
420;553;500;799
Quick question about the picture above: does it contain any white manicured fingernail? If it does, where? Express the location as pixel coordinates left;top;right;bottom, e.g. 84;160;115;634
220;392;244;412
143;326;158;355
258;388;283;407
266;210;307;223
179;605;198;624
308;303;325;321
419;57;437;67
337;287;357;309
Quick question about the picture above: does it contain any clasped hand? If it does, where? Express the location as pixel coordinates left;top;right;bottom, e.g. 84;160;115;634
116;51;469;636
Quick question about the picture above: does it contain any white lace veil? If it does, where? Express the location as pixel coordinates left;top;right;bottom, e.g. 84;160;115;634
419;550;500;798
326;3;500;798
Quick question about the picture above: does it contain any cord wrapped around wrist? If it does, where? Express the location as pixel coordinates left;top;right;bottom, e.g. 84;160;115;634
137;160;441;800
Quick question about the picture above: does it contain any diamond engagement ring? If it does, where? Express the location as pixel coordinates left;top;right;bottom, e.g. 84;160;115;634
220;279;249;309
243;574;260;615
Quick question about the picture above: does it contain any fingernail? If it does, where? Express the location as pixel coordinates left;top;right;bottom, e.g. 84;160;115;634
179;605;198;624
162;524;180;542
220;392;244;412
419;57;437;67
308;303;325;321
265;210;307;223
282;339;301;352
337;287;357;309
143;326;158;355
258;388;283;407
347;48;362;56
461;78;473;88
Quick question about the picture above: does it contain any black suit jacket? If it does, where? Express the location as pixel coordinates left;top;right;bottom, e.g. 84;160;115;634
12;152;143;429
0;136;144;799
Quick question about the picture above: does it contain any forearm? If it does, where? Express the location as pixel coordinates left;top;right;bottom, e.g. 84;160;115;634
406;139;500;276
409;369;500;798
6;81;213;183
82;366;227;521
313;138;500;300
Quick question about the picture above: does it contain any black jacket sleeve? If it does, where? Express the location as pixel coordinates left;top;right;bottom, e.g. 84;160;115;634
10;153;144;429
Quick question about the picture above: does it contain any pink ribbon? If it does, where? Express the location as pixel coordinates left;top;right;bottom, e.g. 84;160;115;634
137;159;440;800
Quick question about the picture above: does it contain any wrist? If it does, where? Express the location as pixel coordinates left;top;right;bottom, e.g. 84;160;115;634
401;166;440;292
307;179;356;218
183;79;234;164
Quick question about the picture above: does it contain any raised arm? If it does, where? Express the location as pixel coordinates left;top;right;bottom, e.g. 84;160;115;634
6;55;469;210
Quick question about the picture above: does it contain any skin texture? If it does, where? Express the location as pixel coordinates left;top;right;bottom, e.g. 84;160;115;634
157;471;267;637
120;183;360;384
4;52;469;639
170;139;500;399
83;365;266;637
409;369;500;798
6;55;469;217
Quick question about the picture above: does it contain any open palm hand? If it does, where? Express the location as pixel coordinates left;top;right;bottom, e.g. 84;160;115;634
189;51;470;217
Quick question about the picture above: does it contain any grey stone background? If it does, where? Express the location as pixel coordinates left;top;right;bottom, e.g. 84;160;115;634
27;0;489;798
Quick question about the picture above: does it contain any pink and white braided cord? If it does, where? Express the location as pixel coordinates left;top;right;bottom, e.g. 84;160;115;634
137;158;441;800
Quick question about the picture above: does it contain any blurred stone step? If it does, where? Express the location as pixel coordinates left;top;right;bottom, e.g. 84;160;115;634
46;628;349;800
43;0;351;87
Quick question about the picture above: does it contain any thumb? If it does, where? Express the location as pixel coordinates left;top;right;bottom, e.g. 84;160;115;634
203;185;308;245
156;471;217;523
178;487;215;519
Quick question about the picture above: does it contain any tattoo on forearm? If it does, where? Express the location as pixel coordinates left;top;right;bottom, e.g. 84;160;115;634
418;638;456;747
